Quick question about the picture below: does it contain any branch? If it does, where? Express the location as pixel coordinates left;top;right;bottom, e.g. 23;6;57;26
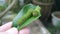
0;0;17;19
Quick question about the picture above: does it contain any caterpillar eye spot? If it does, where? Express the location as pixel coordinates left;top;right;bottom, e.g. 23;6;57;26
33;11;38;17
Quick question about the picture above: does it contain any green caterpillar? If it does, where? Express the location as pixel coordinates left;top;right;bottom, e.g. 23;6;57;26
12;9;33;27
17;9;33;26
12;4;41;30
16;6;40;26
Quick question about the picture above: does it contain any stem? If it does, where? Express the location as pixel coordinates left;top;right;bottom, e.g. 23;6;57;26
41;0;52;3
0;0;17;19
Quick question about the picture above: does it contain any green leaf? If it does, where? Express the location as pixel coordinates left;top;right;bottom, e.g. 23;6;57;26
12;4;41;30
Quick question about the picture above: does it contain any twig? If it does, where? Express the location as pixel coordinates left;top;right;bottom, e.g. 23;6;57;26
0;0;17;19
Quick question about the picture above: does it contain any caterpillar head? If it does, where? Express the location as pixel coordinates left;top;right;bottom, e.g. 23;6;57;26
33;6;41;17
